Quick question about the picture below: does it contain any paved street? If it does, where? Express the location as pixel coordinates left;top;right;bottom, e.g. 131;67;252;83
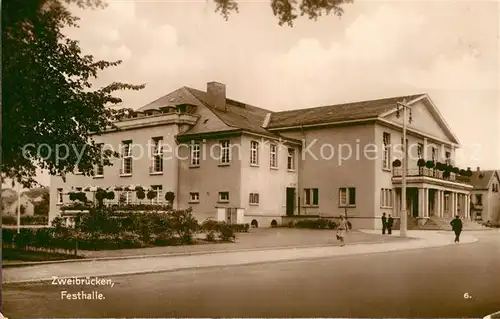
3;231;499;318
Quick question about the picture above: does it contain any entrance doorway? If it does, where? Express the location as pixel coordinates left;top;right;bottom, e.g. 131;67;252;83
286;188;295;216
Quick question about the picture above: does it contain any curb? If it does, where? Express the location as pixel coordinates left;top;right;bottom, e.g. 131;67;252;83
2;237;409;268
3;236;478;285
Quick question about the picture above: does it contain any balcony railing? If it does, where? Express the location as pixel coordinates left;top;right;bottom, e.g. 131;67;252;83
392;167;471;185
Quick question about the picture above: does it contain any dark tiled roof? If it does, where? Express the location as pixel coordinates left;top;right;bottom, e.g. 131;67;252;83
138;87;206;112
267;94;426;129
469;170;499;190
183;87;280;138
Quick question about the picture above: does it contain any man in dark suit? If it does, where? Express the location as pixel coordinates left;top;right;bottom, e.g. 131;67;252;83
450;215;463;243
387;214;394;235
381;213;387;234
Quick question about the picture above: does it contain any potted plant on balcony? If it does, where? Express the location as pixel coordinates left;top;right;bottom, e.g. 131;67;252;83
417;159;426;167
435;162;445;171
443;170;451;179
147;190;157;204
392;159;401;167
165;191;175;209
425;160;435;169
136;188;145;204
459;169;467;176
95;188;107;207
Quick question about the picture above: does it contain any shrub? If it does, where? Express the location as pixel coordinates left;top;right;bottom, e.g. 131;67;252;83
294;219;336;229
425;160;435;169
417;159;426;167
167;208;198;244
2;215;16;225
200;219;237;242
147;190;157;201
218;223;236;242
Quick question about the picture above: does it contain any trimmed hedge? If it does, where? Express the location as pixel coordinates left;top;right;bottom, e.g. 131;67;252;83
2;207;202;252
2;215;49;225
290;219;337;229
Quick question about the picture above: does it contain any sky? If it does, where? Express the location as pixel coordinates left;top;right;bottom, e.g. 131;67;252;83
10;0;500;188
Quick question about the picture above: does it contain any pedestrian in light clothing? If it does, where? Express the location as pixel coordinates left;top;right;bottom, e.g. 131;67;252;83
336;215;349;247
450;215;463;243
381;213;387;234
387;214;394;235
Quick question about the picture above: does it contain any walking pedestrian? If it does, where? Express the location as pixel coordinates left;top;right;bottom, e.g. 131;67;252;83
381;213;387;234
450;215;463;243
336;215;349;247
387;214;394;235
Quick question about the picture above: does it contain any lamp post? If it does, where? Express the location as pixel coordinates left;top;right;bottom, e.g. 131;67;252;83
396;99;413;238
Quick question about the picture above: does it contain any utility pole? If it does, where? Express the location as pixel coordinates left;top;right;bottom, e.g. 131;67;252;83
396;99;412;238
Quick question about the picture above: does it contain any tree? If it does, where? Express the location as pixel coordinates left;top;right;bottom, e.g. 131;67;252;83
2;0;144;187
214;0;353;26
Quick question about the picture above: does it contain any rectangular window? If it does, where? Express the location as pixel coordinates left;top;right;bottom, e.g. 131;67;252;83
287;148;295;170
382;132;391;169
250;141;259;165
218;191;229;202
476;194;483;205
340;187;356;207
249;193;259;205
125;191;132;204
417;143;423;159
151;185;162;204
220;140;231;165
189;192;200;203
445;151;451;165
95;143;104;177
190;142;200;167
270;144;278;168
121;141;133;175
57;188;63;204
304;188;319;206
152;137;163;173
380;188;393;207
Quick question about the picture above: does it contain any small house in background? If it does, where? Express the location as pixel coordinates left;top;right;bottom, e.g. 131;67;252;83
469;168;500;223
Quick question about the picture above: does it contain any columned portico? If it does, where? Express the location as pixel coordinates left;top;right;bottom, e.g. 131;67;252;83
392;175;473;223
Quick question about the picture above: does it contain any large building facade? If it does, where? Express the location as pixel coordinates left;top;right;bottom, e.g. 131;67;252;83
49;81;474;229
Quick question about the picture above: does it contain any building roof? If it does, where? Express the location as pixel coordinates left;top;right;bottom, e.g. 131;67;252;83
138;87;206;112
266;94;426;129
469;170;500;190
183;87;277;137
135;85;429;139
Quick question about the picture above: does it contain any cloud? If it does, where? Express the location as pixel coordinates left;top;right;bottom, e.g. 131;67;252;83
52;0;497;174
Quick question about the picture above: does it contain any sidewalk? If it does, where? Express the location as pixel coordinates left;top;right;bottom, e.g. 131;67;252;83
2;229;404;266
2;230;477;284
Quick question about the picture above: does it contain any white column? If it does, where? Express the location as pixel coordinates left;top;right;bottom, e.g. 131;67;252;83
424;188;429;217
465;194;470;219
453;193;458;217
418;188;424;217
441;191;446;217
392;188;397;217
449;192;455;217
435;190;441;217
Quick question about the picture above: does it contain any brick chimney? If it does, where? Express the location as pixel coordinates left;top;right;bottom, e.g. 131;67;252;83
206;81;226;111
